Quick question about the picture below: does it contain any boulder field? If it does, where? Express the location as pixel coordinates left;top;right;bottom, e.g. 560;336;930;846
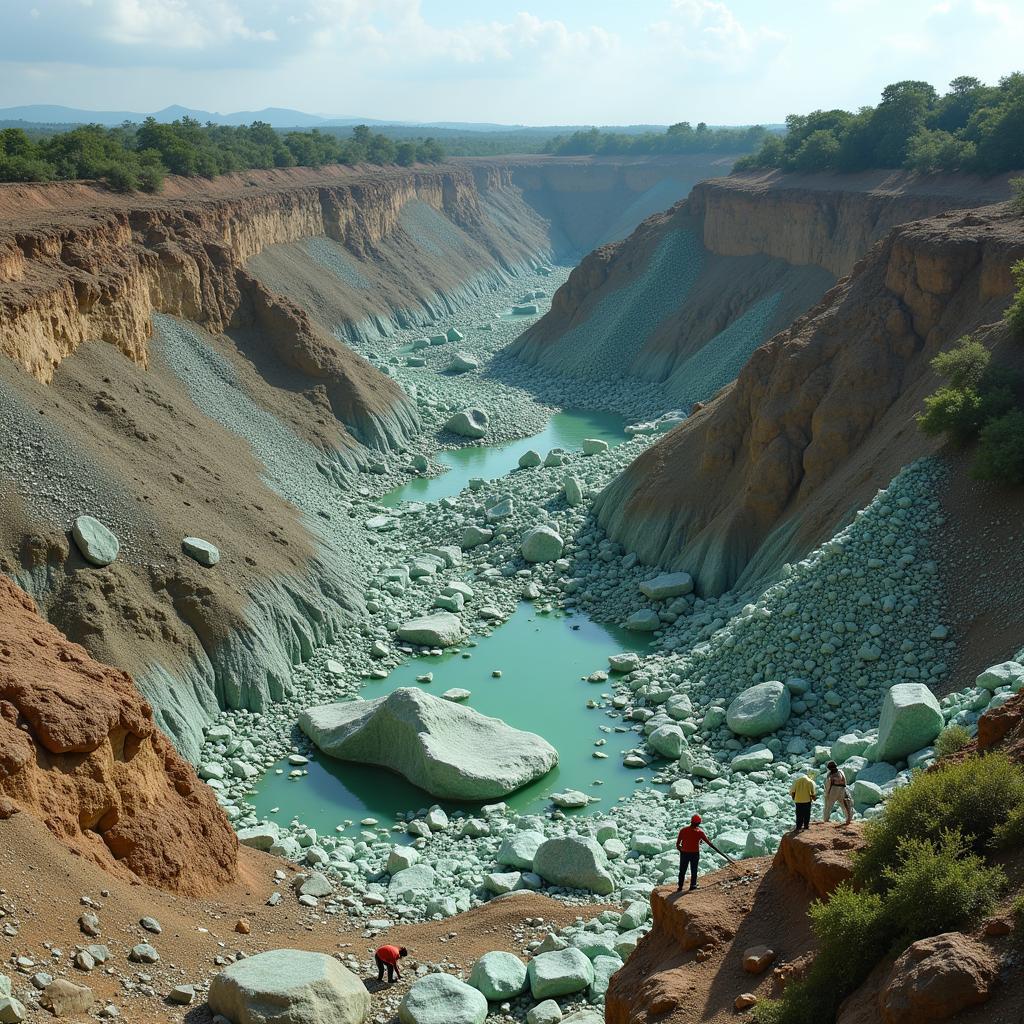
0;575;237;894
299;687;558;800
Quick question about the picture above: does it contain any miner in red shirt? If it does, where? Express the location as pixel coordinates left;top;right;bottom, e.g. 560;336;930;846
375;944;408;983
676;814;729;891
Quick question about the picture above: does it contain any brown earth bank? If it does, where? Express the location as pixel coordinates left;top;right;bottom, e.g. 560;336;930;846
509;170;1015;393
0;575;236;894
0;811;609;1024
592;200;1024;609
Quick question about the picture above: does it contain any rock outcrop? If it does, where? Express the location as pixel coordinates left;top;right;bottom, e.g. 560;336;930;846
299;687;558;800
605;828;863;1023
509;170;1010;397
594;199;1024;594
0;575;237;894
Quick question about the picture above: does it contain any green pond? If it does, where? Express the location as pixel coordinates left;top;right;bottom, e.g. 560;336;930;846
248;603;654;835
378;408;626;508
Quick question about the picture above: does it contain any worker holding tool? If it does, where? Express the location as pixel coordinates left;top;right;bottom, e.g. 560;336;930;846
675;813;735;892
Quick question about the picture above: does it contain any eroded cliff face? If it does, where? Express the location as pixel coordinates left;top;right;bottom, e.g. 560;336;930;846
509;170;1012;400
0;575;237;894
594;202;1024;595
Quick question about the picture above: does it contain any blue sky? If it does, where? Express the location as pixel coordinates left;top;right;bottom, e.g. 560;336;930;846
3;1;1023;124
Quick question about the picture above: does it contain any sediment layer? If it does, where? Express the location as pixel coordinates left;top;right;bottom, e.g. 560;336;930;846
594;200;1024;595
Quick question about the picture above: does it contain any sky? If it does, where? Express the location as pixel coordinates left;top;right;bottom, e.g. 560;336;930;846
2;0;1023;126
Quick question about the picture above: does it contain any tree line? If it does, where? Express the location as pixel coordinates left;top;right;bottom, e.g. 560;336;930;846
0;119;447;193
735;74;1024;176
543;121;769;157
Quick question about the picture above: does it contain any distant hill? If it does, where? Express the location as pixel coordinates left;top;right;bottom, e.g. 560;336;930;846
0;103;684;134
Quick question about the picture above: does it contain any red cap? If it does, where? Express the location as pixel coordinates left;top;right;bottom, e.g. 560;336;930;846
691;814;702;825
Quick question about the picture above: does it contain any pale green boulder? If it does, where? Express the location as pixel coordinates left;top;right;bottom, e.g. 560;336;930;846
975;661;1024;691
518;449;542;468
563;476;584;507
726;681;791;737
527;948;594;999
72;515;119;566
624;609;660;632
496;829;546;870
533;836;614;895
299;688;557;800
581;438;608;455
397;612;465;647
208;949;370;1024
875;683;943;762
731;745;775;772
526;1000;562;1024
648;724;686;759
521;526;564;563
831;733;872;762
639;572;693;599
445;409;489;439
468;952;527;1000
399;974;486;1024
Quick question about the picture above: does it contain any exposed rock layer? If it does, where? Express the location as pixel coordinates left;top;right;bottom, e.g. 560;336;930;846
594;200;1024;594
0;574;237;893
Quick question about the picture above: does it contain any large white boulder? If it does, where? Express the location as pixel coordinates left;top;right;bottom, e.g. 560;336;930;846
299;688;557;800
875;683;944;762
726;681;791;737
208;949;370;1024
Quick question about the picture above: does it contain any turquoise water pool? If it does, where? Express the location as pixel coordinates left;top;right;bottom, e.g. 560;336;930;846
248;604;653;833
378;408;625;508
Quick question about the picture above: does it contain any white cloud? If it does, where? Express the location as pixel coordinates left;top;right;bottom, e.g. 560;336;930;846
649;0;785;69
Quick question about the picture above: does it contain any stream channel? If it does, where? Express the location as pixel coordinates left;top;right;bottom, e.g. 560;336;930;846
249;408;655;836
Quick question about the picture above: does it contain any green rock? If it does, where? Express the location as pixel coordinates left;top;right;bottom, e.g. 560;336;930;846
726;681;791;737
182;536;220;567
975;661;1024;691
0;996;26;1023
468;951;527;1000
518;450;542;469
533;836;615;895
527;948;595;999
563;476;584;507
445;409;489;439
624;609;660;632
581;438;609;455
875;683;943;762
588;954;623;1001
397;612;465;647
208;949;370;1024
731;745;775;772
299;688;558;800
526;1001;562;1024
521;526;564;563
71;515;119;566
648;724;686;759
496;829;546;870
399;974;486;1024
639;572;693;599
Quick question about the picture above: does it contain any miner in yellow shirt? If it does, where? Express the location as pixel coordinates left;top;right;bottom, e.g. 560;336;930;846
790;771;817;832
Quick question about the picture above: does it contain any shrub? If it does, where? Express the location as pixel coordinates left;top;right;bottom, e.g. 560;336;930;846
974;408;1024;483
854;753;1024;888
880;831;1004;949
917;384;986;442
993;802;1024;850
1007;259;1024;337
930;336;991;389
753;885;887;1024
934;724;972;757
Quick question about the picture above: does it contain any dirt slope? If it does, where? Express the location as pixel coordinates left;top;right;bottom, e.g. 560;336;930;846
0;575;236;894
